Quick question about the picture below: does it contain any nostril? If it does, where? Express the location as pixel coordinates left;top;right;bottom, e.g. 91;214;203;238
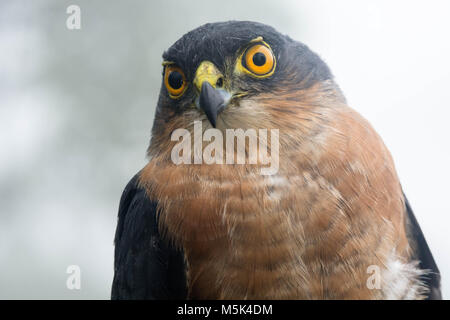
216;77;223;88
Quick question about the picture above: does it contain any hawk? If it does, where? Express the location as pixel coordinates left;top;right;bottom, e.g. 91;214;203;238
111;21;441;300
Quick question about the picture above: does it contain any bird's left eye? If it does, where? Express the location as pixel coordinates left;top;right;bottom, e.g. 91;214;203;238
242;43;276;77
164;65;187;98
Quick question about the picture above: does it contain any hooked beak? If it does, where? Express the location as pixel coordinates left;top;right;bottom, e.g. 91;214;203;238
194;61;230;128
199;82;225;128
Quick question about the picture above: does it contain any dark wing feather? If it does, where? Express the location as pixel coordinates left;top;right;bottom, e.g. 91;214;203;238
404;194;442;300
111;172;187;299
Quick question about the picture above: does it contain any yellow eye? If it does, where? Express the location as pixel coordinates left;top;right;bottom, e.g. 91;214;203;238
164;65;187;98
243;43;275;77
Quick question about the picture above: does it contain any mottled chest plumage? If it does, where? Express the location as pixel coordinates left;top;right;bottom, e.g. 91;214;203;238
140;106;423;299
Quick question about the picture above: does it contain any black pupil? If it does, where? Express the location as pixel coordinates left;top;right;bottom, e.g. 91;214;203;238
168;71;183;89
252;52;266;66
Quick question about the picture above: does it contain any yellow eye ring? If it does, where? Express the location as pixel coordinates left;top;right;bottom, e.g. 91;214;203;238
164;65;187;98
242;43;275;77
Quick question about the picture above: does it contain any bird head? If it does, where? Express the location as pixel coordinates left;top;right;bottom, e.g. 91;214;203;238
149;21;345;157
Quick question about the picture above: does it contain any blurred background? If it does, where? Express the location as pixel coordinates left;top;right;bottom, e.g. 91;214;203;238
0;0;448;299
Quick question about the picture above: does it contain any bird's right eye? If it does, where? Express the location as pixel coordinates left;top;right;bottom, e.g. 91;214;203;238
164;65;187;98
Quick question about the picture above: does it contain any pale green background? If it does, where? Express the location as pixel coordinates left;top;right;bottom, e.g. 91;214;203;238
0;0;448;299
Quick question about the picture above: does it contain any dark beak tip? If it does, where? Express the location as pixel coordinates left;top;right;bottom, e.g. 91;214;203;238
199;82;225;128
